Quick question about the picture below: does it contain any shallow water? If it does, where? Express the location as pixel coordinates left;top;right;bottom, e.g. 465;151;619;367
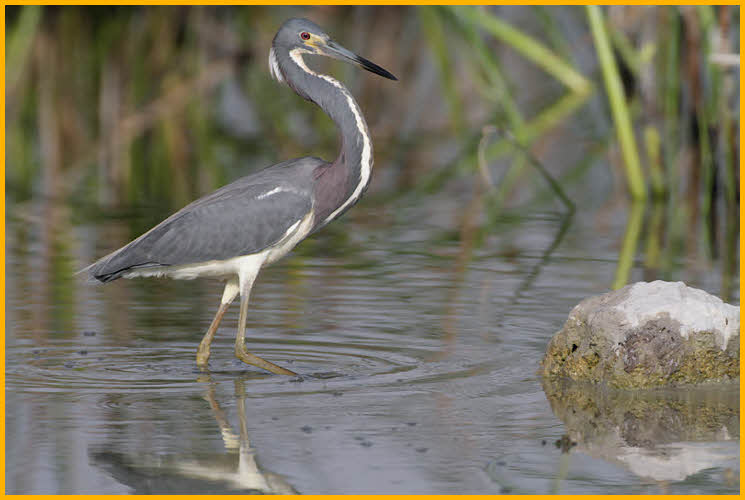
5;195;739;494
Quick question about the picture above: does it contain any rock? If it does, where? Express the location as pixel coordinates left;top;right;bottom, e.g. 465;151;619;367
541;281;739;388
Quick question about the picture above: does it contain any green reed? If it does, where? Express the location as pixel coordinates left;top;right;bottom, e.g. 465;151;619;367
4;6;739;291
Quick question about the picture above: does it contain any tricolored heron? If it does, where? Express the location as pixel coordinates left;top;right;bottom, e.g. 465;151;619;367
83;18;397;376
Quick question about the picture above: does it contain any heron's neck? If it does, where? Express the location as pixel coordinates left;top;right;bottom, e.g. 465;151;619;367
282;49;373;223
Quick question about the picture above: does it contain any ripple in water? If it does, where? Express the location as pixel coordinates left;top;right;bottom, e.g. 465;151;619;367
6;332;500;396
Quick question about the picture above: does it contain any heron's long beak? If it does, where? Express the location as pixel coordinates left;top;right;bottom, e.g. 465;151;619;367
323;40;397;81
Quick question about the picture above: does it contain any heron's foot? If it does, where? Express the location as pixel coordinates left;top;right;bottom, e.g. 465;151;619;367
234;346;297;376
197;351;210;369
196;346;211;368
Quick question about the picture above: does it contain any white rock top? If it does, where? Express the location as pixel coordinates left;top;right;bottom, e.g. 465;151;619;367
614;281;739;349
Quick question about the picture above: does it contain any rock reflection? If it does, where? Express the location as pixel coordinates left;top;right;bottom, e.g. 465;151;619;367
89;378;296;494
542;378;739;483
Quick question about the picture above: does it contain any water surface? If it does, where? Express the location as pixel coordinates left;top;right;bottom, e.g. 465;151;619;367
5;194;739;494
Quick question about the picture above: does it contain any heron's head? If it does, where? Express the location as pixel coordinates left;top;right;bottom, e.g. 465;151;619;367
270;18;397;82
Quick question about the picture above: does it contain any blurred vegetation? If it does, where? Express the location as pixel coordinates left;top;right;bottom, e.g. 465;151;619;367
5;6;740;296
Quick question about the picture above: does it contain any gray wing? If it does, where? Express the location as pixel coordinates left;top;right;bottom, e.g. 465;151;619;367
89;182;312;282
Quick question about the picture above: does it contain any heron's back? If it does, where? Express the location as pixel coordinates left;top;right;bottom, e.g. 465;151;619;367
87;157;327;282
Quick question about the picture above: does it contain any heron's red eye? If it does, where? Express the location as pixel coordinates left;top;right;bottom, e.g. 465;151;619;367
300;32;311;41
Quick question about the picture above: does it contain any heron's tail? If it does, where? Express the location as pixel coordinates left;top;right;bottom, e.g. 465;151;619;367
75;255;122;283
75;261;105;283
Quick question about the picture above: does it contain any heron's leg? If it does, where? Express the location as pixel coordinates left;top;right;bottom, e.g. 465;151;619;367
196;278;239;367
234;267;297;376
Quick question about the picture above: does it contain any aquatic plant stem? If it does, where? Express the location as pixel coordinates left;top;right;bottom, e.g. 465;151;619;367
644;126;666;199
612;201;644;290
420;7;464;133
6;5;41;94
586;5;646;201
454;6;590;94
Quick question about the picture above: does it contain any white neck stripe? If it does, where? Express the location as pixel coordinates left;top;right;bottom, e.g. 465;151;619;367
288;48;372;226
268;47;284;83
